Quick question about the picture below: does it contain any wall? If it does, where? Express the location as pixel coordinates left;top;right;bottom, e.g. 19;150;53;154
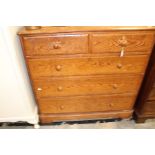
0;27;38;124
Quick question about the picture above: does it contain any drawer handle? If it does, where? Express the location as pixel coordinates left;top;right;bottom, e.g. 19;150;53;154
117;63;122;69
53;43;61;49
118;36;128;47
55;65;62;71
118;36;127;57
57;86;63;91
60;105;65;110
37;88;42;91
112;84;118;89
109;103;114;107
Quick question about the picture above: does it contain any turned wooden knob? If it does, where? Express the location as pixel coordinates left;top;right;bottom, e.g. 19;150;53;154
109;103;114;107
60;105;64;110
53;43;61;49
113;84;118;89
55;65;62;71
57;86;63;91
117;63;122;69
118;36;128;47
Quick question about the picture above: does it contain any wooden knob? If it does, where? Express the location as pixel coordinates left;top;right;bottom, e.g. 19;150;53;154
55;65;62;71
117;63;122;69
57;86;63;91
53;44;61;49
113;84;118;89
109;103;114;107
60;105;64;110
118;36;128;47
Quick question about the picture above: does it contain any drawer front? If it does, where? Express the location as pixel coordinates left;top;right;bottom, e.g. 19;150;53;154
148;87;155;101
92;33;154;53
38;94;136;114
22;34;88;55
33;75;142;98
27;55;149;78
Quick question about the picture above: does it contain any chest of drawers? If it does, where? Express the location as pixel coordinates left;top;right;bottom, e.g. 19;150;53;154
18;26;155;123
135;45;155;123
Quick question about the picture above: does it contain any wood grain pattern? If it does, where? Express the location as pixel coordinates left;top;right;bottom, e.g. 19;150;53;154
27;55;149;78
22;34;89;55
37;94;136;114
33;75;142;98
39;110;133;123
18;26;155;35
18;26;155;124
92;33;154;53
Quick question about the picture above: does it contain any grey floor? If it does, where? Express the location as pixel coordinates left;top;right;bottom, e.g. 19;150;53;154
1;118;155;129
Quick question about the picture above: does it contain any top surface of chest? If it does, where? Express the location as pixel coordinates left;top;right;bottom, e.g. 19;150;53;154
18;26;155;35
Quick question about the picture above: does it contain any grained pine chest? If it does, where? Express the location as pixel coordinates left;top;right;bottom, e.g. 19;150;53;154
18;26;155;123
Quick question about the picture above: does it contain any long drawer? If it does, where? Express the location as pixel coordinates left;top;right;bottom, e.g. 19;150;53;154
37;94;136;114
92;33;154;53
33;75;142;98
22;34;89;55
27;55;149;78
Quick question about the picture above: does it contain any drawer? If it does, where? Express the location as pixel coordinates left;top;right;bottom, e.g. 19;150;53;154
22;34;88;55
27;55;149;78
37;94;136;114
92;33;154;54
33;75;142;98
148;87;155;101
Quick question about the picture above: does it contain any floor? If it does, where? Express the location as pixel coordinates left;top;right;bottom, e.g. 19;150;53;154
0;118;155;129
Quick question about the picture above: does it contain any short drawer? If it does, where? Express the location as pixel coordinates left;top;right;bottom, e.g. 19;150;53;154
22;34;88;55
27;55;149;78
37;94;136;114
33;75;142;98
91;33;154;54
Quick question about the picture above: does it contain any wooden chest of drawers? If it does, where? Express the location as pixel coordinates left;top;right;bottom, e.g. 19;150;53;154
135;45;155;123
18;26;155;123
